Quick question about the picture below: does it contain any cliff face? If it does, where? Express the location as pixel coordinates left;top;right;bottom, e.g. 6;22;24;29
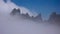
10;8;42;22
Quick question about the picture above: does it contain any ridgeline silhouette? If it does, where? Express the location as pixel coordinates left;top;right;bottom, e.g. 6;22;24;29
10;8;60;25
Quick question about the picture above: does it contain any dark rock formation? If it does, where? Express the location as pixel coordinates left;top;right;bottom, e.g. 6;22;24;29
10;8;20;15
21;13;30;19
48;12;60;25
34;14;42;22
10;8;42;23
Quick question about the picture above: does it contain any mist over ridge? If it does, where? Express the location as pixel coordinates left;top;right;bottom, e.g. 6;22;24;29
0;0;60;34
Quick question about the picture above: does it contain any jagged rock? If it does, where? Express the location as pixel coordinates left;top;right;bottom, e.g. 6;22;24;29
10;8;42;23
21;13;30;19
10;8;20;15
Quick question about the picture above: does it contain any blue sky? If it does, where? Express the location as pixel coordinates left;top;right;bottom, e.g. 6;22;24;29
4;0;60;20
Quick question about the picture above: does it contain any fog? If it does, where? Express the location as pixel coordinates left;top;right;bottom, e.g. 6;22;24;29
0;0;60;34
0;12;60;34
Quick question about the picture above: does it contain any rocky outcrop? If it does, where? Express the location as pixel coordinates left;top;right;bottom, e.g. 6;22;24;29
33;14;42;22
10;8;20;15
48;12;60;25
10;8;42;22
10;8;60;24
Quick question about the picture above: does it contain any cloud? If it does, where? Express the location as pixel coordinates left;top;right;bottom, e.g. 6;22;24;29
0;0;59;34
0;0;37;16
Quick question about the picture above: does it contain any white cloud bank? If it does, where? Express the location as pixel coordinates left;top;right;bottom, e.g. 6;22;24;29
0;0;60;34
